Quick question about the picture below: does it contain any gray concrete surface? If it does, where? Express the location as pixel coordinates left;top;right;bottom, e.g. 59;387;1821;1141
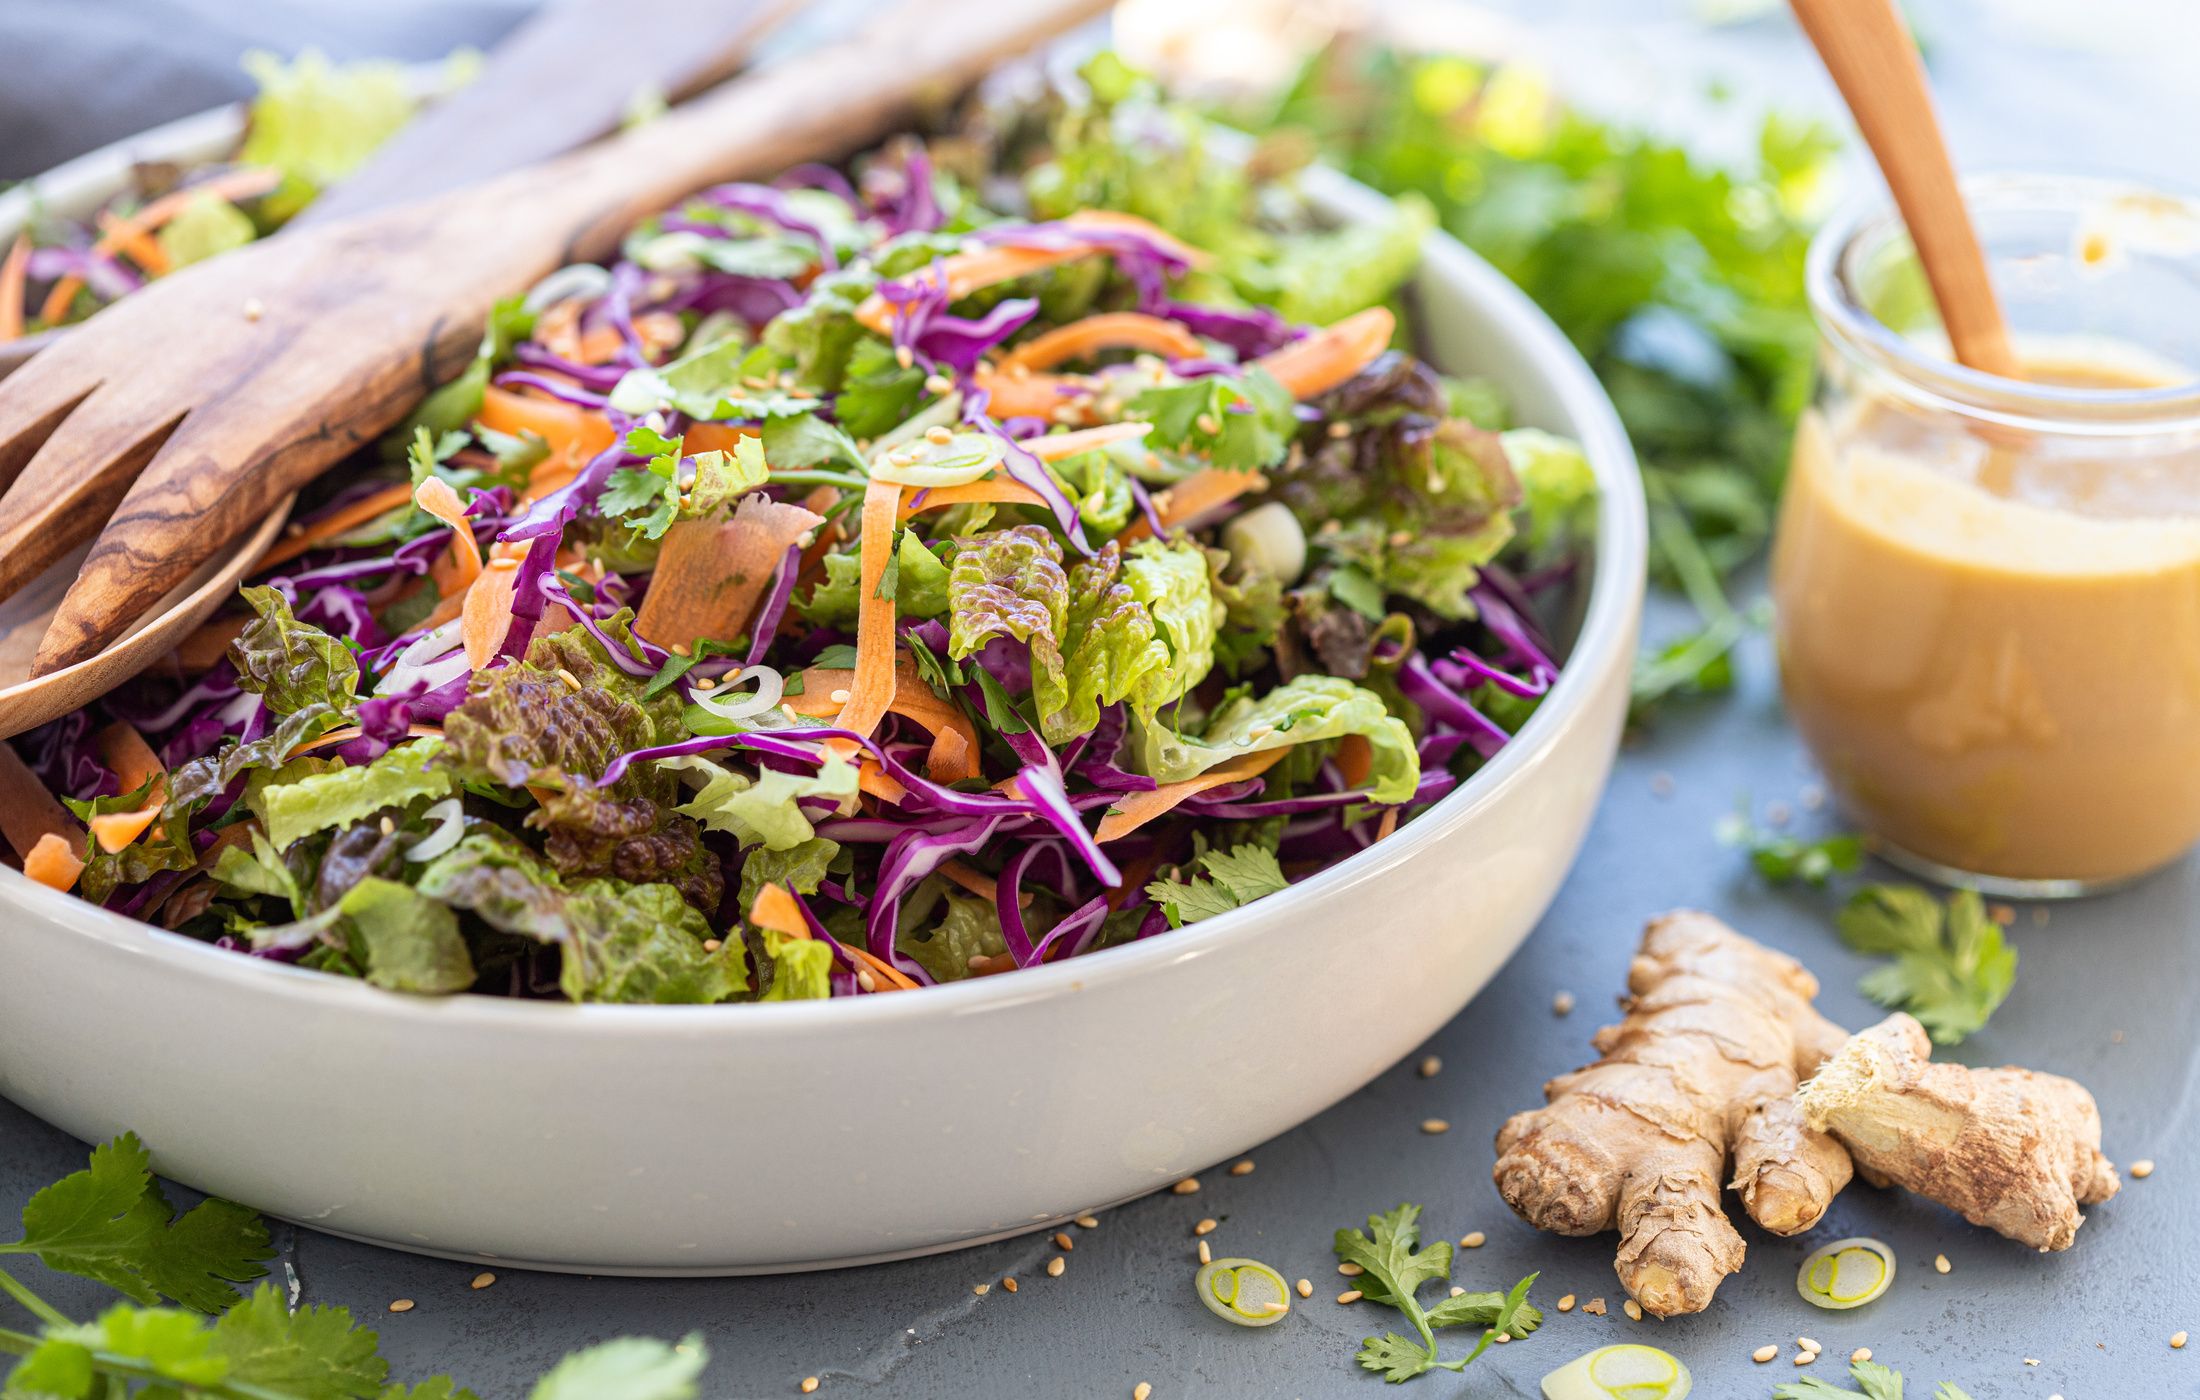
4;2;2197;1396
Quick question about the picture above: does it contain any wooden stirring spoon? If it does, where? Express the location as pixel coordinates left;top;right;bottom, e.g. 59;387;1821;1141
0;0;1108;687
1789;0;2017;376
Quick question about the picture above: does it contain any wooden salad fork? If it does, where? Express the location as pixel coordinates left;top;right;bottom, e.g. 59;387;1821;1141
0;0;1109;689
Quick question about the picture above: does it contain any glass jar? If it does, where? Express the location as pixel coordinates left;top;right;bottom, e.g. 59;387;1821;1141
1772;174;2200;895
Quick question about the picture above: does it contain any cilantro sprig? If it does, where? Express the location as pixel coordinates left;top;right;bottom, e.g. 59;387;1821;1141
1331;1204;1539;1383
1776;1357;1977;1399
1717;807;1864;888
0;1134;711;1399
1837;885;2017;1045
1146;846;1289;928
600;427;769;541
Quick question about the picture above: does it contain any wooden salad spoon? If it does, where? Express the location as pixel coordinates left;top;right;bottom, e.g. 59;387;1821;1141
1788;0;2018;376
0;0;1109;739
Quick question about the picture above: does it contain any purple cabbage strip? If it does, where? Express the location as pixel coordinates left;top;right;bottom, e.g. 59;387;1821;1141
962;389;1092;555
1188;768;1459;820
996;843;1044;965
1159;299;1300;358
492;370;609;410
1125;477;1168;539
26;245;140;301
774;162;862;207
1029;893;1111;963
865;815;1007;976
743;544;804;669
1011;763;1120;886
868;145;942;235
1397;651;1509;759
703;182;841;270
1439;646;1552;699
512;341;626;391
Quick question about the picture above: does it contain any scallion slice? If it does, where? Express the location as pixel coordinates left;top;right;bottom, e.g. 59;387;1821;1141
1540;1344;1693;1400
1193;1257;1292;1328
1796;1236;1895;1310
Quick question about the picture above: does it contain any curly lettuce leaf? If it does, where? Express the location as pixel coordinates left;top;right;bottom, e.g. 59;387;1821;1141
738;840;840;1000
252;740;452;850
1121;539;1221;706
1503;427;1598;557
896;886;1007;984
607;335;821;421
1132;674;1418;803
758;930;833;1001
240;48;429;217
230;586;360;719
946;523;1069;700
1250;194;1434;327
1041;540;1171;744
761;266;880;393
669;750;859;852
334;877;475;994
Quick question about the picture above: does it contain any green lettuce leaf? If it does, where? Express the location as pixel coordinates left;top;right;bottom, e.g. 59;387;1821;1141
1120;539;1221;707
670;750;859;851
946;523;1070;703
738;839;840;1000
758;930;833;1001
336;877;476;995
1503;428;1597;556
1041;540;1172;744
1250;194;1433;326
896;886;1007;984
240;48;428;218
1125;367;1299;471
253;740;452;850
155;192;256;268
601;427;770;541
760;266;880;392
406;294;533;439
606;335;820;421
1131;675;1418;803
230;586;360;719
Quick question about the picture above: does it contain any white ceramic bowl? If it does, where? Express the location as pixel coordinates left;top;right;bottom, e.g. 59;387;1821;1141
0;111;1645;1275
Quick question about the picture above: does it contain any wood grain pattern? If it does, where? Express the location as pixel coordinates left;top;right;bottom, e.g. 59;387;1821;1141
0;0;1109;680
1789;0;2017;377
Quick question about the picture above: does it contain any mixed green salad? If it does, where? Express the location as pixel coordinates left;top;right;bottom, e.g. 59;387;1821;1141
4;56;1596;1003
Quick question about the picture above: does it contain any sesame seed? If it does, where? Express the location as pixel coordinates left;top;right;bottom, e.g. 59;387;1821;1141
1133;1385;1152;1400
1193;1219;1217;1237
895;346;914;369
1798;1337;1821;1352
1753;1346;1779;1363
855;970;877;992
1449;1286;1465;1297
973;1283;990;1296
489;555;520;571
692;677;716;692
471;1272;495;1290
1172;1177;1200;1195
1229;1159;1255;1176
1421;1118;1451;1135
1623;1300;1643;1322
1582;1298;1606;1316
1558;1295;1576;1313
1327;421;1351;439
285;522;305;537
1459;1232;1485;1248
1075;1214;1100;1228
1337;1263;1364;1277
1054;1231;1074;1250
925;426;955;445
1934;1254;1951;1274
703;938;723;952
801;1378;819;1394
1195;413;1222;435
557;667;581;689
2025;1359;2041;1366
1196;1240;1211;1265
1337;1289;1364;1304
671;642;691;657
2133;1159;2156;1178
924;374;952;394
1494;1333;1511;1345
1851;1349;1872;1363
1001;1276;1017;1293
1261;1300;1289;1315
242;297;264;321
1552;991;1576;1016
1418;1055;1442;1078
1296;1278;1313;1298
1793;1352;1814;1367
388;1299;414;1313
1046;1257;1065;1278
1388;529;1413;548
1989;902;2015;926
829;688;852;704
2174;1331;2189;1349
379;816;395;836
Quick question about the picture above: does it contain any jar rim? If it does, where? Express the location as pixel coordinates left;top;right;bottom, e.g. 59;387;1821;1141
1807;171;2200;433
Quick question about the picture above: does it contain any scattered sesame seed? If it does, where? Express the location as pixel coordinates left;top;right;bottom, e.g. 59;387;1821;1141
470;1272;495;1290
973;1283;990;1296
1195;413;1222;435
1002;1277;1018;1293
2174;1331;2189;1349
925;426;956;445
1133;1385;1152;1400
1297;1279;1313;1298
1623;1300;1644;1322
671;642;691;657
895;346;914;369
1193;1219;1217;1237
1753;1345;1779;1363
1494;1333;1511;1345
379;816;396;836
1582;1298;1607;1316
924;374;953;394
557;667;582;690
1075;1214;1100;1228
1552;991;1576;1016
2133;1159;2156;1178
703;939;723;953
1046;1256;1065;1278
1650;771;1675;798
1388;529;1413;548
855;970;877;992
1326;421;1351;439
2113;1029;2127;1043
1851;1349;1872;1364
1558;1295;1576;1313
692;677;716;692
1319;518;1343;535
1421;1118;1451;1135
1989;902;2015;926
1048;1231;1071;1251
1337;1290;1364;1305
1459;1232;1485;1248
1196;1240;1211;1265
1338;1263;1364;1277
1798;1337;1821;1352
829;688;852;704
1418;1055;1442;1078
2024;1359;2040;1366
1934;1254;1951;1274
1172;1177;1200;1195
242;297;264;322
388;1299;415;1313
284;521;305;537
801;1378;819;1394
1261;1301;1290;1315
1792;1352;1814;1367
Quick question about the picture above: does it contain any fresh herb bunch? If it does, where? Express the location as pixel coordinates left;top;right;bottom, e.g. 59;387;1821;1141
0;1135;705;1399
1331;1204;1539;1383
1224;40;1839;713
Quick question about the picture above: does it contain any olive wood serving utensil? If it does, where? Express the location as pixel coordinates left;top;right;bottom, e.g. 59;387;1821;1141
1789;0;2018;376
0;0;1107;736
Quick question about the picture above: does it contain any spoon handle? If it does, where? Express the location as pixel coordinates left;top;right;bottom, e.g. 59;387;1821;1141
1790;0;2018;377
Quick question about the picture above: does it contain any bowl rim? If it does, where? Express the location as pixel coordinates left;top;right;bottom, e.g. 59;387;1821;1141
0;118;1647;1037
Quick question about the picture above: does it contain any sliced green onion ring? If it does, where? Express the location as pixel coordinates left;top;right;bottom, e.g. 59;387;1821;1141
868;430;1006;487
1193;1257;1292;1328
1540;1344;1693;1400
1797;1236;1895;1310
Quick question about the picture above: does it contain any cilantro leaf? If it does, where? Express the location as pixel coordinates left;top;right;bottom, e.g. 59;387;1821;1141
210;1284;389;1398
1333;1204;1538;1383
1126;367;1298;471
1146;845;1289;928
1776;1358;1910;1400
1717;808;1863;887
1422;1286;1543;1336
1838;885;2016;1044
1355;1332;1437;1384
0;1133;272;1313
527;1333;708;1400
381;1381;485;1400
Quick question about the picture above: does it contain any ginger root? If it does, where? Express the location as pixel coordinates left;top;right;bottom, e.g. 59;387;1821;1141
1492;912;1854;1317
1494;911;2120;1316
1798;1012;2118;1251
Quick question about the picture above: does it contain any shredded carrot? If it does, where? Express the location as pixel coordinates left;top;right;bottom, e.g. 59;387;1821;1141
970;364;1085;421
255;482;415;570
682;422;759;455
787;660;980;783
856;759;908;805
1335;734;1373;791
1375;807;1400;841
938;859;1001;902
1001;313;1205;372
1254;306;1396;399
84;723;168;854
748;882;809;938
462;544;525;668
0;234;28;343
476;385;616;478
1021;421;1152;463
1118;467;1271;543
634;499;823;652
174;616;246;673
895;479;1049;521
856;212;1209;334
36;166;280;325
0;744;85;868
1092;747;1291;845
23;833;83;892
96;210;172;278
413;478;483;589
843;943;921;992
288;723;442;759
835;479;904;739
